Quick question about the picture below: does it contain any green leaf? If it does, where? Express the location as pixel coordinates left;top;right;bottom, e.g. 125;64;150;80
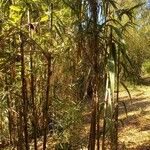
120;81;132;101
128;3;145;12
54;25;64;41
10;5;21;12
40;15;49;22
108;59;115;73
109;0;118;9
9;14;21;24
108;59;115;102
111;25;122;38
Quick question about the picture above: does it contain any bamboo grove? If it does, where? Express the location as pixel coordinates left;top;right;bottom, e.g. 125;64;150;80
0;0;146;149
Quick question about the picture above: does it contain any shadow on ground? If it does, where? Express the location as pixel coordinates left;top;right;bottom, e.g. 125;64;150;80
118;86;150;149
139;77;150;86
136;142;150;150
119;96;150;116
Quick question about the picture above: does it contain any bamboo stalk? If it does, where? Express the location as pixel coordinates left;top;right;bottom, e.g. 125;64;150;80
43;54;52;150
28;10;38;150
114;44;120;150
43;3;53;149
20;31;29;150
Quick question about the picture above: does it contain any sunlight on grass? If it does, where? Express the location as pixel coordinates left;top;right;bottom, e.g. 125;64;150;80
118;84;150;149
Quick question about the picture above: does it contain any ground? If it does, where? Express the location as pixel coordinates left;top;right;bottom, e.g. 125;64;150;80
82;78;150;150
1;79;150;150
118;81;150;149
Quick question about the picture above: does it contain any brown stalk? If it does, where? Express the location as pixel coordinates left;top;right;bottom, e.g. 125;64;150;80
43;53;52;150
28;10;38;150
88;0;100;149
114;43;120;150
43;3;53;149
20;31;29;150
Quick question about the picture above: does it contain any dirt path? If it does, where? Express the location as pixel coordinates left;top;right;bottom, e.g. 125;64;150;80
118;84;150;149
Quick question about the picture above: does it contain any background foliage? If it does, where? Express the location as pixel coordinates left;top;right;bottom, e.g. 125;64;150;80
0;0;149;149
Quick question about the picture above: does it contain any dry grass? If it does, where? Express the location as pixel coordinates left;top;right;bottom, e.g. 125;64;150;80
3;82;150;150
118;83;150;149
78;81;150;150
